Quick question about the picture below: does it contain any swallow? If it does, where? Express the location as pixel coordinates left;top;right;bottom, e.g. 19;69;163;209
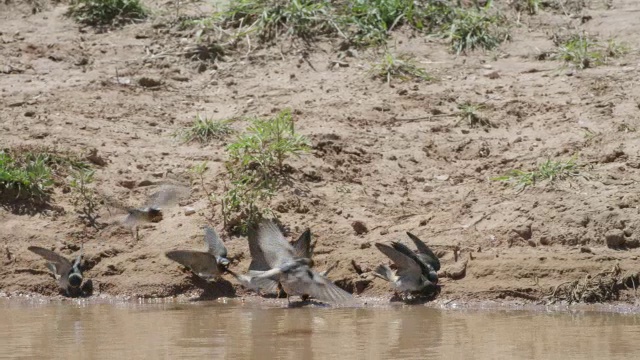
121;184;190;228
165;225;230;280
244;219;354;305
28;246;91;297
373;241;439;299
391;232;441;285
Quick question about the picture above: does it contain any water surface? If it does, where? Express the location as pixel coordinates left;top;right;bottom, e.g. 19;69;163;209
1;299;639;359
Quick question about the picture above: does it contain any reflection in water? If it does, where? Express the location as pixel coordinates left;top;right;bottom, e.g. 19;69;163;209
1;299;639;359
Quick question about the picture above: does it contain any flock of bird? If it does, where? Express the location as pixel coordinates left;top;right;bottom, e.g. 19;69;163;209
26;185;442;306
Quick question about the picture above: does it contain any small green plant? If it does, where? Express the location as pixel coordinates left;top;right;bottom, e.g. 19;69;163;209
67;0;148;26
0;151;54;200
456;102;493;127
69;169;101;228
175;115;235;144
221;109;310;232
1;147;92;203
492;157;581;191
447;9;508;55
217;0;335;42
555;34;602;69
553;34;628;69
512;0;542;15
189;162;218;219
371;52;432;84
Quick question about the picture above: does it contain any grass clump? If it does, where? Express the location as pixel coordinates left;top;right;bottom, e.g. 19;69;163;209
493;157;581;191
67;0;148;27
371;52;432;84
456;102;494;127
69;169;101;229
511;0;542;15
447;9;508;55
0;148;91;202
217;0;335;42
175;115;235;144
552;34;629;69
220;109;310;232
0;151;54;201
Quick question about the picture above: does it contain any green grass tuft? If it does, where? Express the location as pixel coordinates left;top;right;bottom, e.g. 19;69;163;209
67;0;148;26
1;148;92;202
447;9;508;55
553;34;629;69
492;157;581;191
175;115;236;144
371;52;432;84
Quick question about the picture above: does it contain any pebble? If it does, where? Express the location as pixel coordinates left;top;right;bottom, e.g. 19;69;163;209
512;223;532;240
605;229;625;248
351;221;368;235
184;207;196;216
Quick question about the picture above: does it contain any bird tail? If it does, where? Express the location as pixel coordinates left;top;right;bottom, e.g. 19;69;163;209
372;264;394;282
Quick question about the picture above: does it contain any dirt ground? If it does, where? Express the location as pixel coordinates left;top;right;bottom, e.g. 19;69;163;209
1;0;639;306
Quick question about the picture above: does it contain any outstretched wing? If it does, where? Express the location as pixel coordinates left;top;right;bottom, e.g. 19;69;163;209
165;251;220;279
247;222;271;272
28;246;72;278
145;184;190;208
204;226;227;259
375;243;422;279
291;228;313;260
254;219;296;269
303;269;355;305
406;232;440;271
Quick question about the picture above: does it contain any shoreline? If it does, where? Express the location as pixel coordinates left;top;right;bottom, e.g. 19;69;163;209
2;291;639;315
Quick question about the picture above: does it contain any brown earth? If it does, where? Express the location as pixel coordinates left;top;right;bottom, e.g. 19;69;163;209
1;0;640;306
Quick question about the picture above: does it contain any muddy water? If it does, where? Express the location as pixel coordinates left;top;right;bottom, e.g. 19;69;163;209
1;299;639;359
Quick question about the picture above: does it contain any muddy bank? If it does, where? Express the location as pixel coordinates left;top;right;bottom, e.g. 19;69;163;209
1;1;640;305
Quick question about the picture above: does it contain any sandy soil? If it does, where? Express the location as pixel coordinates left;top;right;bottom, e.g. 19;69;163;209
1;0;639;305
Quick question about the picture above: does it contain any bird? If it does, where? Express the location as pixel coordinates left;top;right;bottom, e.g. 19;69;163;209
393;232;441;285
239;219;354;305
232;225;337;298
28;246;91;297
165;225;230;280
121;184;190;228
373;233;441;299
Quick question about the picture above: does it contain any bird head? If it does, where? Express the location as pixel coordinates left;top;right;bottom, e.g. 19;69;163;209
68;273;83;288
427;270;438;285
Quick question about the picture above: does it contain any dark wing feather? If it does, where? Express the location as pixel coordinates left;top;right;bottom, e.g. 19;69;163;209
291;228;312;259
28;246;72;277
375;243;422;279
165;251;220;278
406;232;440;271
204;226;227;259
391;241;431;275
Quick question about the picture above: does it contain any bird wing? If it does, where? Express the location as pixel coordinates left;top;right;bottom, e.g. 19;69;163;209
165;251;220;278
391;241;431;274
254;219;296;268
247;223;271;272
375;243;422;279
145;184;190;208
204;226;228;259
406;232;441;271
28;246;72;278
302;268;355;305
291;228;313;259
